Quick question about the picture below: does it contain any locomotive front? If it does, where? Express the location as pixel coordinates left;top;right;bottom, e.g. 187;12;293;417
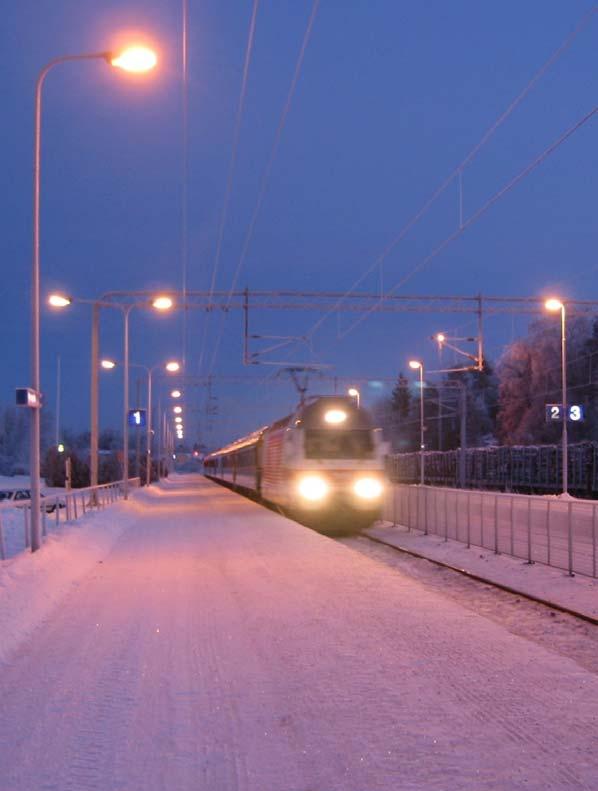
263;397;387;528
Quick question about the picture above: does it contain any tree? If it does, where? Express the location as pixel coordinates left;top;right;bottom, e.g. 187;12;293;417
497;316;597;444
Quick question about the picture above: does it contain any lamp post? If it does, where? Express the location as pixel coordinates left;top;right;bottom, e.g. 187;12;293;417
30;46;157;551
409;359;425;485
348;387;360;408
101;358;180;487
49;292;173;499
545;298;568;495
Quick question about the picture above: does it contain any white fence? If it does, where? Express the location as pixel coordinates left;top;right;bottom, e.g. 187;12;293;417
384;484;598;579
0;478;141;560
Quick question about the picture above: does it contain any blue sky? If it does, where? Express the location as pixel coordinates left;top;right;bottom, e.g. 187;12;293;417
1;1;596;447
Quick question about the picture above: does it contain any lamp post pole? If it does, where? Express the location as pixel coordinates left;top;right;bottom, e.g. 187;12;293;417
31;53;113;552
147;368;153;486
545;299;568;495
31;47;157;551
122;304;133;498
560;305;568;495
418;364;424;486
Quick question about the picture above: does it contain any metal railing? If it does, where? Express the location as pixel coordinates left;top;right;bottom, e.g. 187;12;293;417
0;477;140;560
384;484;598;579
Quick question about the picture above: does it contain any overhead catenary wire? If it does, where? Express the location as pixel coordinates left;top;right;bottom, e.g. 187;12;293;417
301;5;598;344
334;105;598;342
206;0;321;379
198;0;261;377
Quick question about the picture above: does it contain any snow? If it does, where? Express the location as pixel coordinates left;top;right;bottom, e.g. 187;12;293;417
366;522;598;622
1;474;598;790
0;497;136;665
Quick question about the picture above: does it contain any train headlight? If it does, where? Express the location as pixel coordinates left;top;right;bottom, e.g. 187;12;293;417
298;475;329;501
354;477;383;500
324;409;347;425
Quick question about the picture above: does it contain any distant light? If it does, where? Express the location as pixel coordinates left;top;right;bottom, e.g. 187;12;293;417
48;294;71;308
436;333;446;344
348;388;359;397
324;409;347;425
171;389;181;398
111;46;157;74
172;454;176;460
173;406;182;414
165;361;180;372
152;296;173;311
175;416;182;424
409;360;422;370
545;298;564;312
101;359;116;370
57;443;65;453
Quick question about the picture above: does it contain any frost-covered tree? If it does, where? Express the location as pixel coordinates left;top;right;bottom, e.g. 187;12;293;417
497;316;597;444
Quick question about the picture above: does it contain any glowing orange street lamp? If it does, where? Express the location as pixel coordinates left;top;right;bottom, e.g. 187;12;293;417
48;293;72;308
153;296;174;311
110;46;158;73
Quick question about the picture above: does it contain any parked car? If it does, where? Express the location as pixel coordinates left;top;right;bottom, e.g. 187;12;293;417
0;489;65;512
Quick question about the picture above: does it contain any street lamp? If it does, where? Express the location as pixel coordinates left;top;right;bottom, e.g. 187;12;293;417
545;298;568;495
49;291;172;498
348;387;360;408
30;46;157;552
409;359;425;486
100;357;180;487
171;389;182;398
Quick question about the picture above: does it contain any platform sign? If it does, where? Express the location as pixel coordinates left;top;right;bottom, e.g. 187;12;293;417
545;404;564;422
128;408;147;427
568;405;585;422
545;404;585;423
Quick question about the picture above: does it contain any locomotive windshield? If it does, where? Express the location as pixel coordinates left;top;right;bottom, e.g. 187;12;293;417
304;429;374;460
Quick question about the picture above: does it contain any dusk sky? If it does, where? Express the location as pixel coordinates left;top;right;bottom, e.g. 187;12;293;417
1;1;596;448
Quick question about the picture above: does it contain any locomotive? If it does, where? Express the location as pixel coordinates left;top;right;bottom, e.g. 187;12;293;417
204;396;388;533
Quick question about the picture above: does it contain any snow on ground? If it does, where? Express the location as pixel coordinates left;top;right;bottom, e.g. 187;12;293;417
367;522;598;621
1;475;598;790
0;494;140;664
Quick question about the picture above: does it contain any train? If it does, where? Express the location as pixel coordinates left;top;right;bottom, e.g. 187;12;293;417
204;396;388;533
387;441;598;497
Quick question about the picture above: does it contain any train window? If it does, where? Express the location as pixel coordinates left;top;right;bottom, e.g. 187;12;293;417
304;429;374;459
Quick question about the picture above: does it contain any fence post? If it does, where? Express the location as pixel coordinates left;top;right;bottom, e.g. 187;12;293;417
424;488;428;535
42;506;47;538
466;492;471;549
567;501;574;576
24;507;31;548
392;485;396;527
526;497;533;564
444;490;448;542
593;505;597;579
407;487;411;532
0;513;5;560
510;497;514;557
546;501;551;567
494;494;499;554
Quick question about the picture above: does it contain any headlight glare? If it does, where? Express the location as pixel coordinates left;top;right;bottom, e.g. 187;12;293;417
298;475;329;501
354;477;383;499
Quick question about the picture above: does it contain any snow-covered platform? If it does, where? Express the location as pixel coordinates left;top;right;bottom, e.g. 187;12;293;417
367;522;598;622
1;474;597;790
